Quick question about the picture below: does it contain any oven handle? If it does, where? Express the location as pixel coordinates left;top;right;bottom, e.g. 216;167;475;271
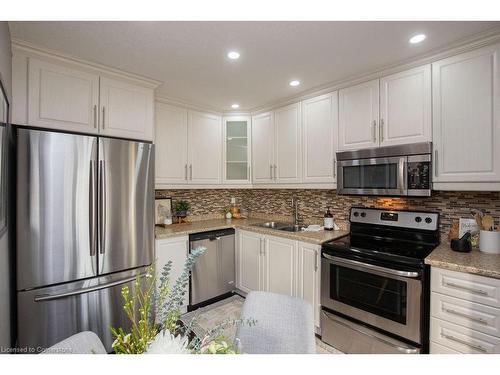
322;254;421;278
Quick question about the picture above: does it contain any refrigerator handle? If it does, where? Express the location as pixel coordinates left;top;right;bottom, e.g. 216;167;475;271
89;160;96;257
99;160;106;255
33;273;146;302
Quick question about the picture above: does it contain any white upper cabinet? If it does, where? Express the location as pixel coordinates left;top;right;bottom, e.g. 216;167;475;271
155;102;189;185
302;92;338;183
432;43;500;185
338;79;380;151
252;112;275;183
28;58;100;133
223;116;251;184
274;103;302;183
379;65;431;147
99;77;154;141
188;111;222;184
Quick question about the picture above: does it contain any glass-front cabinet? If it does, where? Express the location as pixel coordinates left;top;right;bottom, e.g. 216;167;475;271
223;116;251;184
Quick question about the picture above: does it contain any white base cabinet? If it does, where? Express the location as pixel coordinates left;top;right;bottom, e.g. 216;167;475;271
236;230;321;329
155;236;189;314
430;267;500;354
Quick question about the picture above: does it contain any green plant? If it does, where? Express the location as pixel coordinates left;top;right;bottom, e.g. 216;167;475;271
174;200;191;213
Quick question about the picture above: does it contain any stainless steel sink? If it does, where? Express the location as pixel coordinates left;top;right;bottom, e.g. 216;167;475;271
252;222;305;232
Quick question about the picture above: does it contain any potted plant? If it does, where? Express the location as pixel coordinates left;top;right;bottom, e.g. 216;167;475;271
174;200;191;218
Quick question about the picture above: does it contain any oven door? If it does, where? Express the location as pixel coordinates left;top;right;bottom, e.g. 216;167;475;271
321;254;422;344
337;156;407;196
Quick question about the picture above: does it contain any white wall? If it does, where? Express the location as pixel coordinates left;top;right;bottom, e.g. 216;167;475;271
0;21;12;350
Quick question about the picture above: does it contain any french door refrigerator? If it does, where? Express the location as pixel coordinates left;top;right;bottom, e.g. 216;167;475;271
14;128;154;352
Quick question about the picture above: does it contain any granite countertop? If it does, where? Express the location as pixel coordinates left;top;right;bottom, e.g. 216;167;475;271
155;218;349;245
425;243;500;279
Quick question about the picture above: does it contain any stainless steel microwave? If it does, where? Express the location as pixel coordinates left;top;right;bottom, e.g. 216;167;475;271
336;142;432;197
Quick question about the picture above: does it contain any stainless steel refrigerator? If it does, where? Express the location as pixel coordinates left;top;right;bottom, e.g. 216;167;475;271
14;128;154;352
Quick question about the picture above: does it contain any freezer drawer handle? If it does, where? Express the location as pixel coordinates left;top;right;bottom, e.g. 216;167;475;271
34;274;146;302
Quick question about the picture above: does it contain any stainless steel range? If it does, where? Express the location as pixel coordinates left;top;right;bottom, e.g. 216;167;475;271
320;207;440;354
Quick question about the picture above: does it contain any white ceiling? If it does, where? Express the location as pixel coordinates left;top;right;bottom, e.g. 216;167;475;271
8;21;500;111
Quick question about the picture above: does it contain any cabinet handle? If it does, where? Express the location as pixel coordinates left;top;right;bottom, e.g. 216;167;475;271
189;164;193;180
314;251;319;271
248;165;251;181
274;165;277;180
434;150;438;177
93;105;97;128
185;164;188;181
333;159;336;178
443;281;488;296
372;120;377;142
380;119;384;142
441;332;488;353
270;165;273;180
102;106;105;129
443;307;488;325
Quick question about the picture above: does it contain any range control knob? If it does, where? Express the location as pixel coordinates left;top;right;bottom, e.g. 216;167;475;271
415;216;422;223
353;212;359;217
360;212;367;218
425;217;433;224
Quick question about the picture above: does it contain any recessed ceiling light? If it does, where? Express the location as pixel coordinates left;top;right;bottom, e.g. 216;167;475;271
289;80;301;87
409;34;426;44
231;104;240;109
227;51;240;60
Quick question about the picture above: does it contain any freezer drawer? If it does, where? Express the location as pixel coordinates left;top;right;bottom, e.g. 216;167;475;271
190;229;235;306
17;268;146;352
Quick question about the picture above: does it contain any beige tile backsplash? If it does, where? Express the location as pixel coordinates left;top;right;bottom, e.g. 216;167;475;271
156;189;500;238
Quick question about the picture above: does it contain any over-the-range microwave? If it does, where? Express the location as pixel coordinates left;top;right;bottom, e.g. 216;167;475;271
336;142;432;197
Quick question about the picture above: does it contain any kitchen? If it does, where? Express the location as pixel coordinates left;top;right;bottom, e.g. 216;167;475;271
1;14;500;364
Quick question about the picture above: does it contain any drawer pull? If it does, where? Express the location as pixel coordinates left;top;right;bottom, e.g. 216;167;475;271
443;281;488;296
441;332;488;353
443;308;488;325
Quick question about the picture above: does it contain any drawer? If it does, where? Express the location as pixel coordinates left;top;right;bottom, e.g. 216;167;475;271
431;268;500;308
430;341;461;354
432;292;500;338
430;317;500;354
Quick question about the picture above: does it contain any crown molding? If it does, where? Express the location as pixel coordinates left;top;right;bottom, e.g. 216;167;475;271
155;95;225;116
249;26;500;114
11;38;163;89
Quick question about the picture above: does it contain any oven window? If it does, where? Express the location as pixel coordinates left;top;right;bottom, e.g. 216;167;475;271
343;163;398;189
331;264;407;324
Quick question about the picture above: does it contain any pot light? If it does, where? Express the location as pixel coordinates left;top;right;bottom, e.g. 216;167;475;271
289;80;301;87
409;34;426;44
231;104;240;109
227;51;240;60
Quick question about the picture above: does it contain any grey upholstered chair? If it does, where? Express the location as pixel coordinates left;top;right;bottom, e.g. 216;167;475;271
42;331;107;354
234;291;316;354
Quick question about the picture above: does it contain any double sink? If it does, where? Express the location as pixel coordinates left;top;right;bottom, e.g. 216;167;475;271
252;221;306;233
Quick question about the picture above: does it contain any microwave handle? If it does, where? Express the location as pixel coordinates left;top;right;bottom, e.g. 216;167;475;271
398;157;407;193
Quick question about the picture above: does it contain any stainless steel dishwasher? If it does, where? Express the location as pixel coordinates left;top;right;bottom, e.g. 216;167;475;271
189;228;235;308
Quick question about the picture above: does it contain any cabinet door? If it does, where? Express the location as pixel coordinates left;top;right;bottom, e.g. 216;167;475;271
338;79;379;151
302;93;337;183
237;230;264;293
297;242;321;328
252;112;275;183
433;43;500;183
274;103;302;183
264;236;296;296
99;77;154;141
155;103;189;185
28;58;99;133
187;111;222;184
155;236;189;314
380;65;431;147
223;116;251;184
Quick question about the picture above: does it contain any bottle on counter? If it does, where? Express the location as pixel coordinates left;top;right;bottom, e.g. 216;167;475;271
324;207;334;231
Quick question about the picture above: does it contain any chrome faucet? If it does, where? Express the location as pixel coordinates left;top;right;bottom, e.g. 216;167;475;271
291;197;299;226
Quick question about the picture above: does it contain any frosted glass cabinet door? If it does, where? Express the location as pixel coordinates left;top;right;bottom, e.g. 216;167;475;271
223;116;251;184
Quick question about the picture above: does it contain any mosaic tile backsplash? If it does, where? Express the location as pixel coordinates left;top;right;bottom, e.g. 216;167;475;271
156;189;500;238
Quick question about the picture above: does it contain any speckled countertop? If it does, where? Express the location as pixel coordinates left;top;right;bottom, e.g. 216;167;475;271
155;218;349;245
425;243;500;279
